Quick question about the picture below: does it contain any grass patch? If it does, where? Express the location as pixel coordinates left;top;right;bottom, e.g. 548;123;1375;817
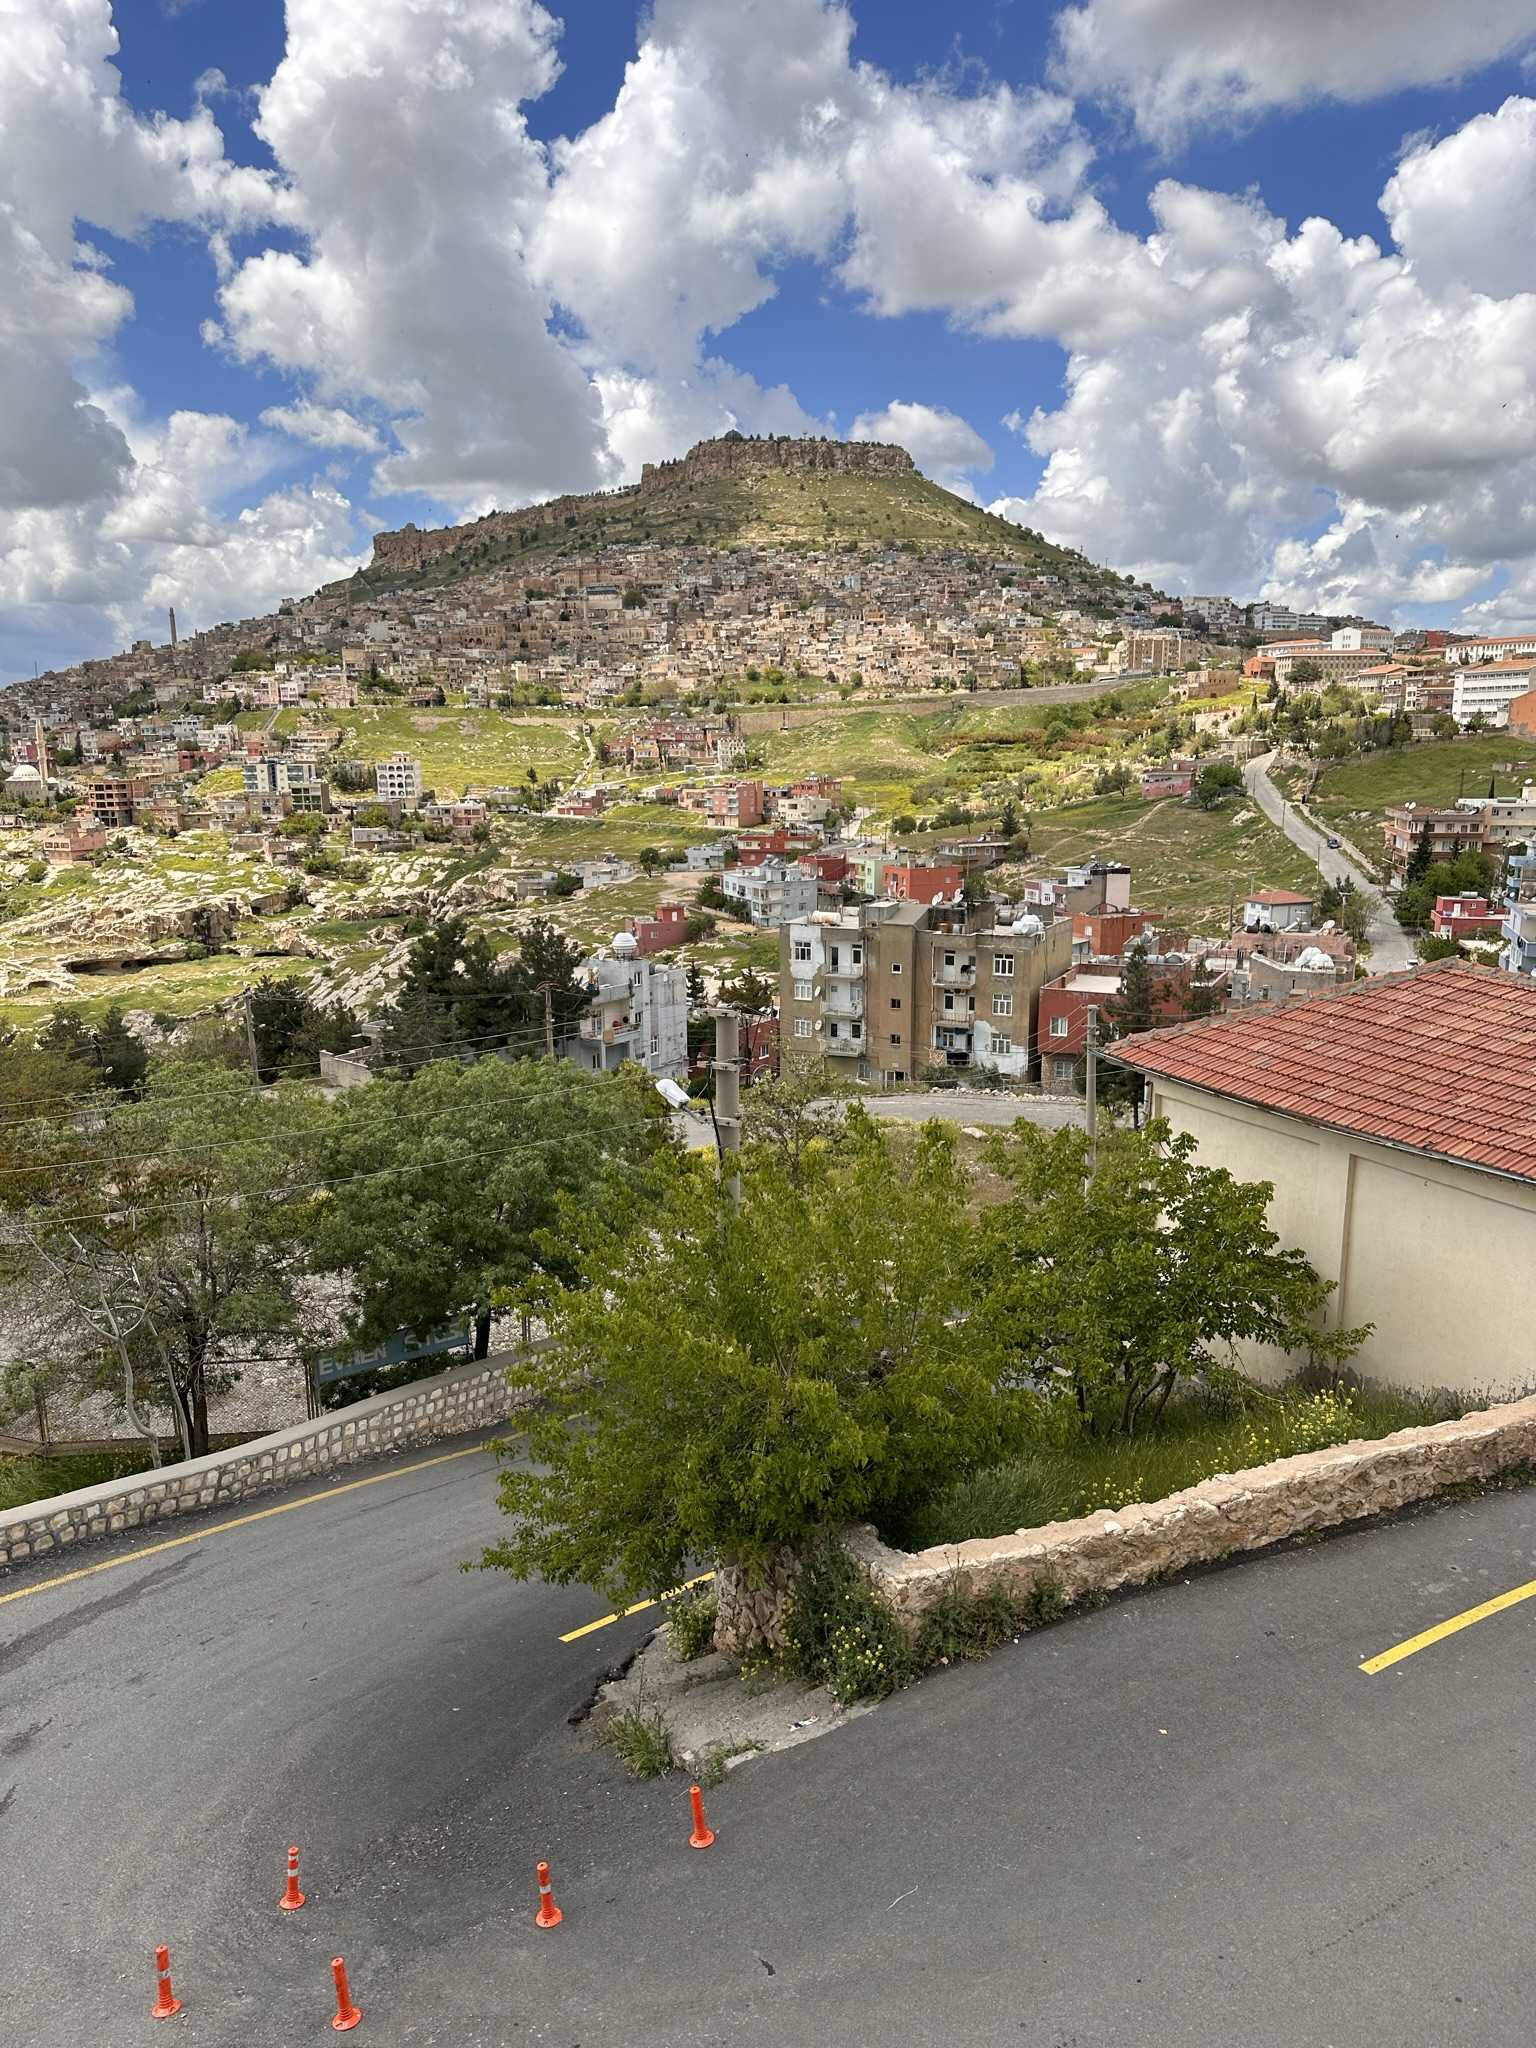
330;704;585;794
0;1447;158;1512
601;1705;677;1778
1018;790;1323;927
886;1383;1462;1551
1300;736;1536;871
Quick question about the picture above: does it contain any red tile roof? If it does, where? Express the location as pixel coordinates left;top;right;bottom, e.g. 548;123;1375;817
1111;962;1536;1184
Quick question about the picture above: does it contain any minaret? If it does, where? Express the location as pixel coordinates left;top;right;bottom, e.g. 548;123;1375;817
168;606;178;651
33;719;48;788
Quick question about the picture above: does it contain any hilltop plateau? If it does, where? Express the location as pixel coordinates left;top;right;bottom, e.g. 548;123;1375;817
358;433;1119;591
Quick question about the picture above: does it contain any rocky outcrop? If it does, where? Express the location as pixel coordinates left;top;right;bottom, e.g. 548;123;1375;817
639;432;914;487
369;434;917;576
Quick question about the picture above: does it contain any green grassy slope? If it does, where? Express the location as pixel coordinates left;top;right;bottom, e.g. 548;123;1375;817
357;467;1124;596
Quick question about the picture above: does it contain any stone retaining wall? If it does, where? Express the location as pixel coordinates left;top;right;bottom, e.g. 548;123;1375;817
0;1354;528;1571
844;1395;1536;1627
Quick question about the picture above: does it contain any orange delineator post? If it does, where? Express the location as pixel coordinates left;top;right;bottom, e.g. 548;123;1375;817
688;1784;715;1850
280;1844;306;1912
150;1946;183;2021
330;1956;363;2032
535;1859;563;1928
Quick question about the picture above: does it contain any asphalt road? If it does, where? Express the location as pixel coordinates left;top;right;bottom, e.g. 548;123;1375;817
7;1439;1536;2045
1245;751;1416;973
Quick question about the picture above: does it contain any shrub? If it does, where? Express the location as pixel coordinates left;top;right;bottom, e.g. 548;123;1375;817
783;1541;914;1704
913;1582;1022;1665
1018;1576;1068;1629
667;1588;719;1662
602;1706;676;1779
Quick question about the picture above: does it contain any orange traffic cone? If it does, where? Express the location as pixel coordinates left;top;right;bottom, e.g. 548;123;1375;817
330;1956;363;2032
150;1945;182;2021
688;1784;715;1850
279;1844;306;1912
535;1859;563;1928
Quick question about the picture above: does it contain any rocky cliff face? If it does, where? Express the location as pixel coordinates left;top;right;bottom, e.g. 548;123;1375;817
368;433;917;575
639;431;914;486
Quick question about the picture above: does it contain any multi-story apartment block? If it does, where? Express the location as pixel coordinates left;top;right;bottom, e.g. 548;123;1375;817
1445;635;1536;667
1381;788;1536;875
242;754;331;815
567;935;688;1081
1450;660;1536;728
780;898;1072;1084
723;857;818;927
1500;850;1536;976
374;752;424;807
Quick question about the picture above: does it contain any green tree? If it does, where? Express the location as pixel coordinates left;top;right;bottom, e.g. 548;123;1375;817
2;1062;324;1458
719;966;775;1014
38;1005;147;1097
377;914;529;1065
696;874;728;911
998;798;1020;839
307;1059;670;1362
685;963;707;1005
1416;933;1463;962
637;846;666;876
973;1120;1367;1438
245;977;358;1081
517;916;589;1041
1194;760;1243;809
1103;940;1156;1040
482;1118;1030;1607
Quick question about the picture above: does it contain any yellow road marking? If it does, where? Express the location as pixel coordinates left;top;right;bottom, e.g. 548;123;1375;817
0;1443;491;1610
1360;1576;1536;1674
559;1572;716;1643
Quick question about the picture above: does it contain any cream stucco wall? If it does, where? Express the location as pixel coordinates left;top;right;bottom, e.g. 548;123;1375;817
1150;1081;1536;1397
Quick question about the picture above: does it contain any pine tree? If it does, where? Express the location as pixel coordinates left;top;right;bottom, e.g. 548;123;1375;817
1104;941;1156;1041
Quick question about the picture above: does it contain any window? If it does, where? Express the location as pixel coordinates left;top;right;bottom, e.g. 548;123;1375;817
1053;1057;1074;1083
889;1032;903;1046
650;1035;659;1054
852;946;863;966
943;993;955;1012
992;1032;1012;1054
993;953;1014;977
794;1018;812;1039
992;994;1013;1018
943;951;955;969
792;940;812;963
890;996;902;1011
793;979;813;1001
890;960;902;974
827;1022;839;1040
1049;1015;1069;1038
851;1021;862;1040
891;1067;906;1082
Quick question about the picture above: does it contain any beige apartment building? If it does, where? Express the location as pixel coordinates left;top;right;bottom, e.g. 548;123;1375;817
779;899;1072;1083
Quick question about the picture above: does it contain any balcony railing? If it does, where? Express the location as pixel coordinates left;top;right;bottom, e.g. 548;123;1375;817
931;964;976;986
578;1015;639;1044
822;989;864;1018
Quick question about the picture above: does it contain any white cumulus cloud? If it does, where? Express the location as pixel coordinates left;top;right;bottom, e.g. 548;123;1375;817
1053;0;1536;143
260;402;384;454
851;402;994;497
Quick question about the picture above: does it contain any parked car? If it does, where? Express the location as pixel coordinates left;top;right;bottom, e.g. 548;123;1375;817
1326;835;1341;849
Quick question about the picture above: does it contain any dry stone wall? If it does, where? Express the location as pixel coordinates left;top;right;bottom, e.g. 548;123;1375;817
0;1355;527;1571
845;1395;1536;1628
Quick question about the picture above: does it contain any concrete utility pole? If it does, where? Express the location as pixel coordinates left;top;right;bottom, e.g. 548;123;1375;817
1085;1005;1099;1173
713;1009;742;1211
539;982;555;1058
241;988;262;1082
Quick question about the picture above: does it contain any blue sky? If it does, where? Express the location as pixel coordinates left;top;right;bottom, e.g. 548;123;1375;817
6;0;1536;677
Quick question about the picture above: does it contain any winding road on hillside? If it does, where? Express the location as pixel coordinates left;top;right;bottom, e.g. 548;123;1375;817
1245;750;1417;973
7;1430;1536;2045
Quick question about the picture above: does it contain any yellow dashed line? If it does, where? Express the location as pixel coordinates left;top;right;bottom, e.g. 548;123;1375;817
559;1572;716;1643
1361;1577;1536;1674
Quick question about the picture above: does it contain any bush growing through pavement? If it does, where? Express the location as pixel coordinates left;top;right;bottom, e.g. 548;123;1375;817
782;1541;915;1704
667;1588;719;1662
601;1706;676;1779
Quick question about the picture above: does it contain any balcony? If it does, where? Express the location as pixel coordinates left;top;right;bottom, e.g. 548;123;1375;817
822;954;863;978
579;1014;640;1044
931;966;976;989
822;987;864;1019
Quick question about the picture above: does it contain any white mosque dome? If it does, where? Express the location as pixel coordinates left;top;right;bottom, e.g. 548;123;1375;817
611;930;640;958
6;763;42;783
